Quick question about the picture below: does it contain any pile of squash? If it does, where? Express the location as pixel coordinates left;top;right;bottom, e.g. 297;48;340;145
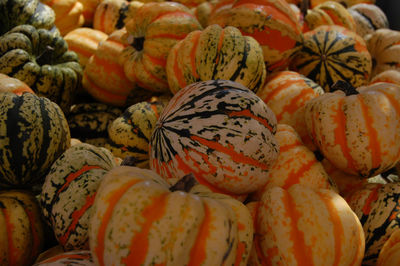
2;0;400;265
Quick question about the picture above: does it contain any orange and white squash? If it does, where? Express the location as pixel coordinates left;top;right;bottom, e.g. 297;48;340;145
377;229;400;266
0;73;34;95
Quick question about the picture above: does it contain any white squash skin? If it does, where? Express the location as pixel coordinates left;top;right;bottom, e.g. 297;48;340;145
349;3;388;38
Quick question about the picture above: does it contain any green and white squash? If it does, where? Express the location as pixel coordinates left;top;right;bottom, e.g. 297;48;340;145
0;24;82;114
0;92;70;189
40;143;118;250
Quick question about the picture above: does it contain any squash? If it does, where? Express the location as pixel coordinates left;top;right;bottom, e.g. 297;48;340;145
256;70;324;151
346;182;400;265
64;27;108;68
0;190;45;266
348;3;388;38
290;25;372;92
370;70;400;85
80;0;101;26
365;28;400;78
208;0;303;72
40;143;119;250
248;184;365;265
377;229;400;266
166;24;266;94
250;124;336;201
0;73;35;95
304;81;400;178
89;166;253;266
310;0;375;8
150;79;279;197
0;92;70;189
34;250;93;265
120;2;203;93
0;24;83;114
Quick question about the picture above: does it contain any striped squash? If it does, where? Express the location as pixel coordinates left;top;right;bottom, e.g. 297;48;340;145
370;70;400;85
250;124;336;201
107;98;170;165
150;79;279;197
365;28;400;78
64;27;108;68
256;70;324;151
377;229;400;266
0;190;45;266
34;250;93;265
67;103;123;141
303;1;356;32
310;0;375;8
304;81;400;178
0;73;35;95
40;143;118;250
290;25;372;92
166;24;266;94
0;92;71;189
82;28;136;106
89;166;253;266
248;184;365;265
0;24;83;114
208;0;303;72
345;182;400;265
348;3;388;38
121;2;203;93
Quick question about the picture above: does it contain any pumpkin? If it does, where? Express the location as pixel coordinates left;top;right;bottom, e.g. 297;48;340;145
304;81;400;178
166;24;266;94
310;0;375;8
290;25;372;92
302;1;356;32
42;0;85;36
348;3;388;38
365;28;400;78
0;24;83;114
0;190;45;266
150;79;279;197
345;182;400;265
34;250;93;265
256;70;324;151
89;166;253;266
250;124;336;201
208;0;303;72
67;103;123;141
0;0;56;35
0;92;70;189
248;184;365;265
40;142;119;250
120;1;203;93
107;98;170;165
377;229;400;266
82;28;136;107
64;27;108;68
0;73;35;95
370;70;400;85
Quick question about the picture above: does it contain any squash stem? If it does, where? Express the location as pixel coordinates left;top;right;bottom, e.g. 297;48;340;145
331;80;358;95
170;173;198;192
36;45;54;65
132;37;145;51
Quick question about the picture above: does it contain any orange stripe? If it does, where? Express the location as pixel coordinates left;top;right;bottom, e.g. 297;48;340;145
24;208;41;260
317;191;344;266
250;26;297;53
361;184;382;215
56;165;102;197
377;88;400;117
172;43;187;89
40;253;91;263
190;31;201;79
145;53;167;68
2;207;16;265
150;10;195;24
282;191;314;266
279;140;303;153
149;33;190;40
68;44;94;59
121;193;168;265
276;89;315;121
93;56;126;78
358;95;381;170
140;56;169;87
262;78;304;103
228;109;274;133
95;178;142;266
215;29;225;65
84;73;128;104
188;202;213;266
282;159;317;189
58;193;97;246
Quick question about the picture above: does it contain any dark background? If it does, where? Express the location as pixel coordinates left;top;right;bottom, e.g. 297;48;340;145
375;0;400;30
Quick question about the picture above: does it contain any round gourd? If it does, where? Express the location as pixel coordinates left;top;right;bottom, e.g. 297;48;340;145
0;73;35;95
346;182;400;265
120;2;203;93
0;92;71;189
40;143;119;250
304;81;400;177
248;184;365;265
290;25;372;92
208;0;303;72
348;3;388;38
89;166;253;266
166;24;266;94
0;24;83;114
150;79;279;196
0;190;45;266
370;70;400;85
256;70;324;151
34;250;93;265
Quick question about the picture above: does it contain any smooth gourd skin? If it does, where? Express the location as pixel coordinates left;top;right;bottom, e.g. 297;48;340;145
0;92;71;189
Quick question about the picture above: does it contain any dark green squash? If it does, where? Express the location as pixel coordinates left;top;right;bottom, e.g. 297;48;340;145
0;24;82;114
0;92;71;189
